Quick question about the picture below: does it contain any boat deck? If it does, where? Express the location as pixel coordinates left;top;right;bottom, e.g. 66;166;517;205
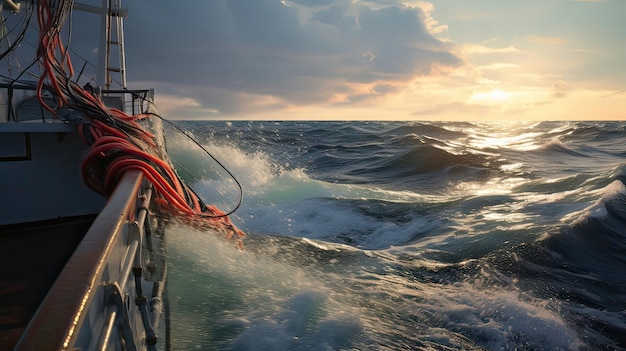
0;215;95;350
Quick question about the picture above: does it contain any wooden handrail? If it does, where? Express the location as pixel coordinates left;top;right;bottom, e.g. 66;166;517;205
14;171;143;351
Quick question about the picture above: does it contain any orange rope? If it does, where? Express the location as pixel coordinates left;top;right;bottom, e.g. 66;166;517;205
34;0;245;243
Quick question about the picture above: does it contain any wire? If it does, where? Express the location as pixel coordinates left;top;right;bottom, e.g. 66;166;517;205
0;0;33;61
143;107;244;218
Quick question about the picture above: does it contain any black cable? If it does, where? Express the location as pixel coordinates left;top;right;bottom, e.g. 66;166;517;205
0;1;33;61
154;111;245;218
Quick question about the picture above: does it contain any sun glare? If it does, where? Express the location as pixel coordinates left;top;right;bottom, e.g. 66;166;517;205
489;89;509;100
469;89;511;104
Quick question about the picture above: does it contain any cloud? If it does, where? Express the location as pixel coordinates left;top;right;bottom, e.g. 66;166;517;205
600;90;625;98
411;101;492;117
461;44;522;55
478;63;520;71
527;35;567;44
124;0;462;117
552;80;573;98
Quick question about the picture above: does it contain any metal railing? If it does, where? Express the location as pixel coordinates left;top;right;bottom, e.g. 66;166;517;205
0;82;154;122
13;171;167;350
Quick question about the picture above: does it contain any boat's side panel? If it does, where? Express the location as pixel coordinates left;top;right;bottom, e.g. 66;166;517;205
13;171;145;351
0;126;105;225
0;215;95;350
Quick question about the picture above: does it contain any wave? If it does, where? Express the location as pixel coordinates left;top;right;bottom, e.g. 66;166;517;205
564;121;626;142
162;120;626;349
547;180;626;286
540;139;589;158
342;144;496;192
456;179;626;349
166;221;586;350
386;122;468;140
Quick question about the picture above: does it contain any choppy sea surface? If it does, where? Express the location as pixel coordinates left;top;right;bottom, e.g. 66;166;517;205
163;121;626;350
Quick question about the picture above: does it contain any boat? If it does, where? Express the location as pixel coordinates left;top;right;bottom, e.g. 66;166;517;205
0;1;243;350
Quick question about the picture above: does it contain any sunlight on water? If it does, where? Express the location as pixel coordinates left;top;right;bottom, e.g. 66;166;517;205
447;121;547;152
468;132;545;152
560;180;625;224
452;177;527;196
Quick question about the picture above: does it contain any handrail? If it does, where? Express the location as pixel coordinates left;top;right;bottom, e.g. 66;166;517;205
14;170;144;351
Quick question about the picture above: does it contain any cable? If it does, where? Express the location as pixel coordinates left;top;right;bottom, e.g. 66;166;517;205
142;107;244;218
0;0;34;61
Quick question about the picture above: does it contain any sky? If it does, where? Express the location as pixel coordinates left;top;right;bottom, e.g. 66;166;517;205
114;0;626;120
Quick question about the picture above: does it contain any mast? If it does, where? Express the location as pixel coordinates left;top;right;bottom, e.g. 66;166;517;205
1;0;21;12
108;0;127;90
74;0;127;90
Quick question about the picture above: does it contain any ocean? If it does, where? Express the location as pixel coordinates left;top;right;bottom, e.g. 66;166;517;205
161;121;626;350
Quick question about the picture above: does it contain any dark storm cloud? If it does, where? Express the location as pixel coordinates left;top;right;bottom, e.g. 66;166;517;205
124;0;461;116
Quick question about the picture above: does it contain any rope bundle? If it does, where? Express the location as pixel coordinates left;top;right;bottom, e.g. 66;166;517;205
34;0;245;242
